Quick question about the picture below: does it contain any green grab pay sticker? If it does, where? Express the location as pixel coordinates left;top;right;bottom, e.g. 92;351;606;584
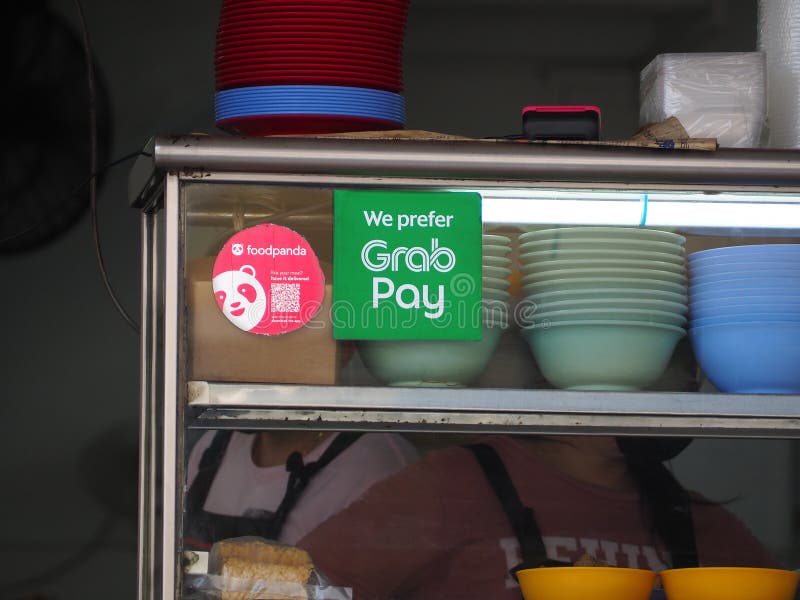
333;189;482;340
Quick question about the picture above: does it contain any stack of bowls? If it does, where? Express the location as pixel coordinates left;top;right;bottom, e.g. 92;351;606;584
517;226;689;391
660;567;800;600
215;0;409;135
517;566;657;600
357;234;512;387
688;244;800;393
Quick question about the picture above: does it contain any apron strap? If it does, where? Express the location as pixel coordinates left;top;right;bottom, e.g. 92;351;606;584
626;459;699;568
465;443;567;580
466;442;699;574
272;432;363;529
184;431;363;548
185;430;233;516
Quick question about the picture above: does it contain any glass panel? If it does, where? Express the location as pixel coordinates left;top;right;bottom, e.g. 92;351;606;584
183;182;336;386
182;179;800;395
177;177;800;600
179;430;800;600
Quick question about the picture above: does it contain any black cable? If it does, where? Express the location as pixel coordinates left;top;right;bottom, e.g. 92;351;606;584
72;0;140;334
73;150;152;193
0;151;151;246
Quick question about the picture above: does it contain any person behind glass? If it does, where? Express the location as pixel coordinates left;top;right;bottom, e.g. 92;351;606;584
183;429;418;550
297;435;781;600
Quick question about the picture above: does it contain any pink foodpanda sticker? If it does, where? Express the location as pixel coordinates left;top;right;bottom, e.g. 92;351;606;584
212;223;325;335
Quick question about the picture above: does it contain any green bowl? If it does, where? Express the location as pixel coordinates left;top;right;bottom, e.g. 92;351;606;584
522;276;687;296
519;237;685;256
520;257;686;276
483;244;512;257
357;323;505;387
520;319;685;390
523;286;688;305
527;297;688;316
482;233;512;246
483;265;513;279
519;226;685;245
483;287;512;302
520;248;685;266
527;307;687;328
483;255;512;268
522;268;687;286
484;276;511;290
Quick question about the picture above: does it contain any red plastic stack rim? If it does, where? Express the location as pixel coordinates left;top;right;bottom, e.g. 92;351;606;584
216;113;402;136
214;0;409;135
215;0;408;92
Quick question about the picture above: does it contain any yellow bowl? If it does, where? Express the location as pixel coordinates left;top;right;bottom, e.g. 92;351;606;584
660;567;800;600
517;566;656;600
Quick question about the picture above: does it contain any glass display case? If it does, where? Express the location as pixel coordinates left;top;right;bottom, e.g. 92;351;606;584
130;134;800;600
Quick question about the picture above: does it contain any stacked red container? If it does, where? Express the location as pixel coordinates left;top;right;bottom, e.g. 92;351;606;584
215;0;409;135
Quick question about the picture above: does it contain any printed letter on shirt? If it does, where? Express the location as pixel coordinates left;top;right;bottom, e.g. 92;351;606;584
499;537;522;589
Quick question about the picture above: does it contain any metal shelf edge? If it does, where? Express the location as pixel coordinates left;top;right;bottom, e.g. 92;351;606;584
187;381;800;419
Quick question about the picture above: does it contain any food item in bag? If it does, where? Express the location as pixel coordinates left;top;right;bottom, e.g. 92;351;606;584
210;538;314;600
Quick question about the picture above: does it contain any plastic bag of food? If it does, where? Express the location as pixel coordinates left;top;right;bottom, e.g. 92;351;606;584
184;536;352;600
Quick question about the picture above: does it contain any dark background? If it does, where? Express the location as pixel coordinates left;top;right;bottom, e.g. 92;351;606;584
2;1;795;599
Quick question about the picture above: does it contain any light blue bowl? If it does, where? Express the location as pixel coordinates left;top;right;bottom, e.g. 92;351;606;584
521;257;686;276
523;267;687;287
689;262;800;280
525;286;688;306
690;277;800;296
688;253;800;270
690;321;800;393
690;297;800;319
523;276;687;296
528;307;687;328
690;312;800;328
527;296;688;316
689;244;800;262
520;248;685;266
519;226;685;245
521;319;685;390
357;322;505;387
690;287;800;306
519;237;685;257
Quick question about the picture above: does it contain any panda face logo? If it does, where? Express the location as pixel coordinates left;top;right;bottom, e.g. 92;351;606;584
212;265;266;332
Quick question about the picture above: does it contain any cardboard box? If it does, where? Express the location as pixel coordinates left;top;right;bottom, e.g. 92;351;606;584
187;257;342;385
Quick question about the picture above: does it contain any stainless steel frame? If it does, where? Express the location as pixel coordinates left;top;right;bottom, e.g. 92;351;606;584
133;136;800;600
186;382;800;438
141;135;800;188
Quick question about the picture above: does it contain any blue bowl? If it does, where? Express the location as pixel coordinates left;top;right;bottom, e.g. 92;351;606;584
690;277;800;297
690;321;800;393
689;244;800;262
690;299;800;320
690;288;800;306
689;262;800;280
689;253;800;271
690;312;800;328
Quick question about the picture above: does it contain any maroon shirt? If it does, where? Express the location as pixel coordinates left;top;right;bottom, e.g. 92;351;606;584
299;435;779;600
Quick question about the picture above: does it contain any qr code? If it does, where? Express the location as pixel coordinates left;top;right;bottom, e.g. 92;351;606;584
270;283;300;313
